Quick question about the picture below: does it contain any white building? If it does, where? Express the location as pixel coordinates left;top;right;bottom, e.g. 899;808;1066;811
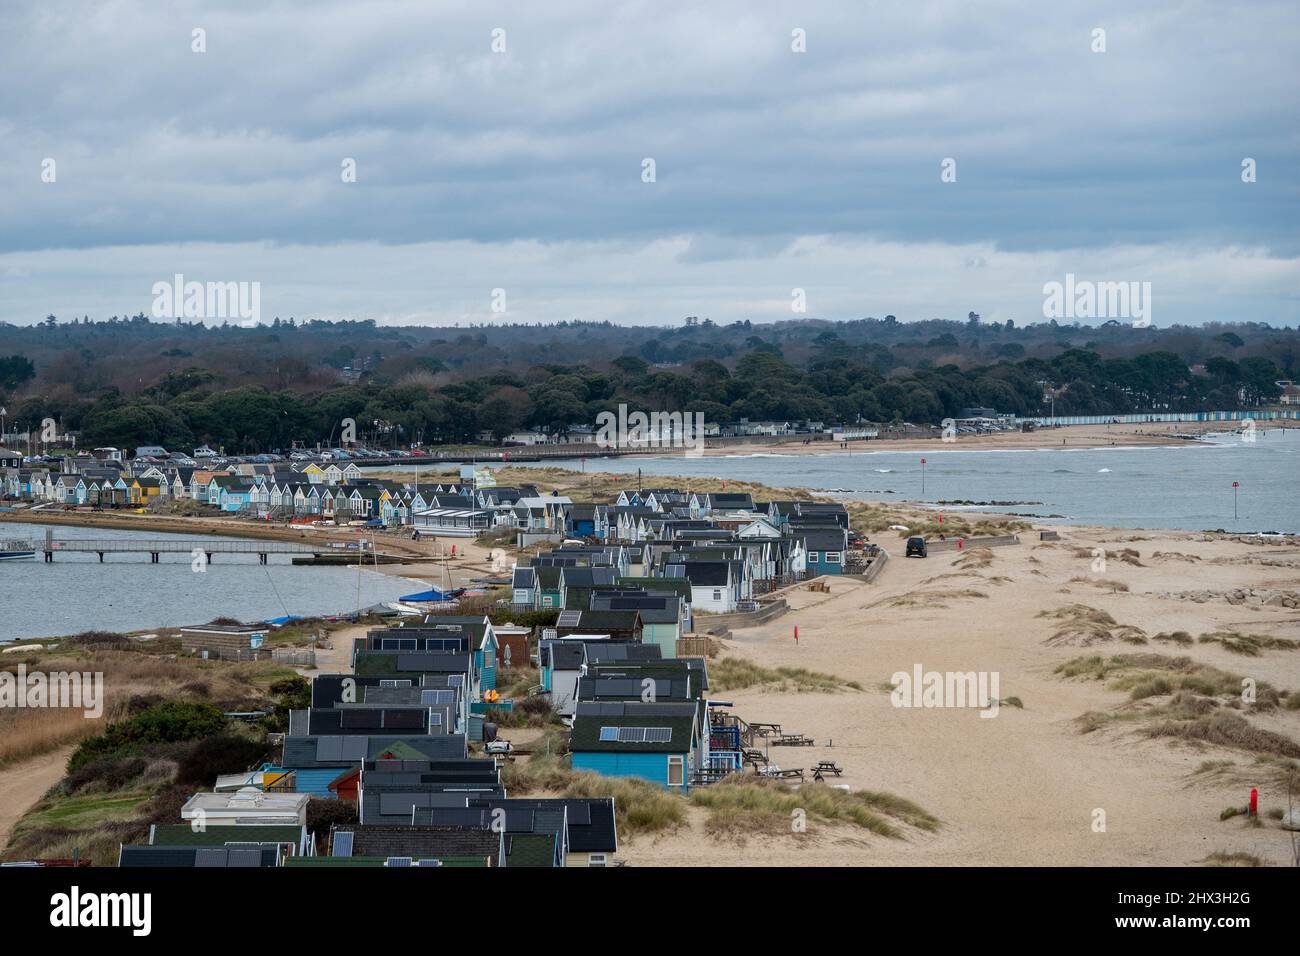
180;789;310;826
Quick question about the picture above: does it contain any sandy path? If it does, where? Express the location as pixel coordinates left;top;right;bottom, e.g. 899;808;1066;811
0;746;75;853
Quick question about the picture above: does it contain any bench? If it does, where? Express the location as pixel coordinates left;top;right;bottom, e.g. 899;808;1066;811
761;767;804;782
811;761;843;782
772;734;814;747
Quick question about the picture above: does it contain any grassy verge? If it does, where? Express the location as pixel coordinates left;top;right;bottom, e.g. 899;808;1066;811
0;647;295;769
1;645;298;863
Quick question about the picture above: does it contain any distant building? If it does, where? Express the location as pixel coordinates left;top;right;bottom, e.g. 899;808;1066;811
180;623;267;660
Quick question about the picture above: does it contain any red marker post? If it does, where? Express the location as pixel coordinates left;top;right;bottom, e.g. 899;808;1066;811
1250;788;1258;817
794;625;799;645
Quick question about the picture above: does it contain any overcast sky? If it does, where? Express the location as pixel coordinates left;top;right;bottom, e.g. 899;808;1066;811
1;0;1296;327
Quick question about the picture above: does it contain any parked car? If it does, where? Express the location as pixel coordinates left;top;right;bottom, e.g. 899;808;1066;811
905;536;928;558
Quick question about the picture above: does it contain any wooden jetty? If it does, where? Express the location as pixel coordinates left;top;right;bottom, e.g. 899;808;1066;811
17;530;325;564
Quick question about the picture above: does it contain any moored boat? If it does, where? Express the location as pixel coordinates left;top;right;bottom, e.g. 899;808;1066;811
0;540;35;561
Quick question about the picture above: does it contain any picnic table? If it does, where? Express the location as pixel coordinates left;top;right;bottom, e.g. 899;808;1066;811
760;766;804;782
748;722;782;738
772;733;814;747
811;760;843;782
742;748;768;767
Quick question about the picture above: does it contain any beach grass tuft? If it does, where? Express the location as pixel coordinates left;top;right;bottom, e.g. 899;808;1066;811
708;657;862;693
689;775;939;840
1196;631;1300;656
1039;605;1146;646
1143;712;1300;759
1202;851;1265;867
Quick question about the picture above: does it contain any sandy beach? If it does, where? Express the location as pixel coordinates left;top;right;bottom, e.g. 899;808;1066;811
693;420;1299;457
618;525;1300;866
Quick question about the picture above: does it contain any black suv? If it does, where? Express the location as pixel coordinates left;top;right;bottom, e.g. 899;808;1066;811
905;536;927;558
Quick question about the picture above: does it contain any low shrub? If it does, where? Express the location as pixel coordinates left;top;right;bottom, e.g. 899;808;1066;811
68;701;228;772
306;797;358;844
64;756;148;794
174;736;272;788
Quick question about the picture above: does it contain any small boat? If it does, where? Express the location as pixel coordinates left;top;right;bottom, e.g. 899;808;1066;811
0;540;35;561
398;587;465;603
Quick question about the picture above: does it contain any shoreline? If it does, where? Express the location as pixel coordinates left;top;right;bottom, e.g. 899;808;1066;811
685;420;1297;457
0;509;500;643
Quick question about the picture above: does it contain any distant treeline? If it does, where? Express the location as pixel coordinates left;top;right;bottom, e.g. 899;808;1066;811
0;315;1295;451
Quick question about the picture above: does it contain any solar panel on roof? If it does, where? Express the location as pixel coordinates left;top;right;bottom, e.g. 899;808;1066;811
380;793;421;815
228;848;264;868
339;710;381;730
643;727;672;743
316;736;344;761
384;711;425;730
599;726;618;741
333;831;354;857
556;610;582;627
386;857;413;867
